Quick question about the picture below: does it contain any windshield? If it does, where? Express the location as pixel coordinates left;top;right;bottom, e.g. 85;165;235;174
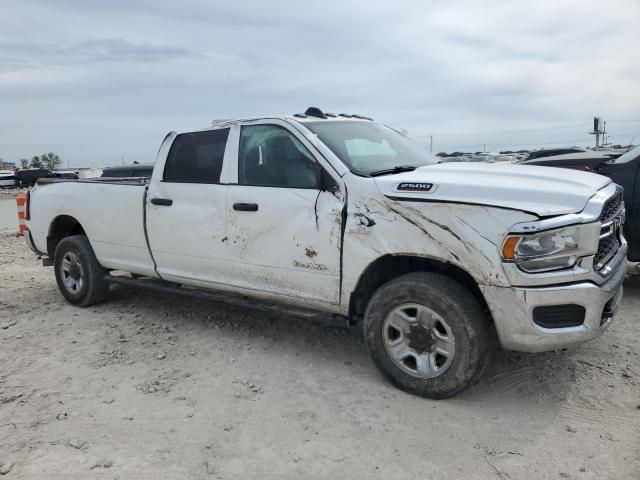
614;144;640;164
303;121;437;175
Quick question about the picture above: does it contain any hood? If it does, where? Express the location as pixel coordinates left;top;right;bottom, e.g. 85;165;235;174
374;162;611;217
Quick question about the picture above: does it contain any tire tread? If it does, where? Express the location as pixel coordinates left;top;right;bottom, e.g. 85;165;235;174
363;272;490;399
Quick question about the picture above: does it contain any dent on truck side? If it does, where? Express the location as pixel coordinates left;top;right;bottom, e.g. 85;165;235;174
339;194;538;314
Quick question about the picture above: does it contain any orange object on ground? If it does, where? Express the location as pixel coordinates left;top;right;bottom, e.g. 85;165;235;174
16;193;28;236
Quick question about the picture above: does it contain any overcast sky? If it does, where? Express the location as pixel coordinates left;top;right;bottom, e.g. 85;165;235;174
1;0;640;167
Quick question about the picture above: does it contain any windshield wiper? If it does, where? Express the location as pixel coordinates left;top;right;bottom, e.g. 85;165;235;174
369;165;417;177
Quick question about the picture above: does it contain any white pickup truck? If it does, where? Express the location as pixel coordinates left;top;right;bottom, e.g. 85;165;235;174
24;108;627;398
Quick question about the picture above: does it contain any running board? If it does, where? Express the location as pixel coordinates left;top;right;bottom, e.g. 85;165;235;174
104;275;349;328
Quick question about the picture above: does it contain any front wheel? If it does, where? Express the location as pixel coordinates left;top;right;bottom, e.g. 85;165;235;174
363;272;490;399
54;235;109;307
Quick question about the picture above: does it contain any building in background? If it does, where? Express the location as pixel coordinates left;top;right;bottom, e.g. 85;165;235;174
0;161;16;170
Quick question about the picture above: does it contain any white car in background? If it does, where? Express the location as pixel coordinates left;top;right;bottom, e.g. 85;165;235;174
0;171;18;188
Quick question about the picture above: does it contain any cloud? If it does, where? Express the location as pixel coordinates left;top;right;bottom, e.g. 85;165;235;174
0;0;639;165
0;38;195;73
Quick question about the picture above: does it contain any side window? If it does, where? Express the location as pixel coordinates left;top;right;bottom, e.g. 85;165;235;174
163;128;230;183
238;125;320;188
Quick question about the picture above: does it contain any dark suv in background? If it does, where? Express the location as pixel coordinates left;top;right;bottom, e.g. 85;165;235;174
101;164;154;178
524;147;585;161
16;168;53;186
526;145;640;262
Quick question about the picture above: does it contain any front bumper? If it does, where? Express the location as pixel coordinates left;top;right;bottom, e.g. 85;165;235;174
480;248;626;352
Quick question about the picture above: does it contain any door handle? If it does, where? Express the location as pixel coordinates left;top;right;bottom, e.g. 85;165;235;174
150;197;173;206
233;202;259;212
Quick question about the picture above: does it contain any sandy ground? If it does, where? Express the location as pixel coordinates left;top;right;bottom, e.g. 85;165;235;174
0;188;29;199
0;230;638;479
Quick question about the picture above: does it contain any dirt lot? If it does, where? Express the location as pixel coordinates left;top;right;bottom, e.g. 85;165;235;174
0;188;29;198
0;230;638;479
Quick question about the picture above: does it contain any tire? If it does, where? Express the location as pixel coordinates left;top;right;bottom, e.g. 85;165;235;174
363;272;490;399
54;235;109;307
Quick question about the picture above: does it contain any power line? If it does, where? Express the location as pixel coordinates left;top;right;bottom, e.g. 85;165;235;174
606;133;640;138
430;133;639;151
433;137;594;151
415;123;589;138
415;119;640;139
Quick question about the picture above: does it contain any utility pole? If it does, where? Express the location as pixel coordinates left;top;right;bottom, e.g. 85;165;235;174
121;155;124;166
429;135;433;153
483;144;486;153
590;116;603;149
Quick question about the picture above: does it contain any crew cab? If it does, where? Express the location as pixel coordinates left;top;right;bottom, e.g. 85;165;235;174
24;108;628;398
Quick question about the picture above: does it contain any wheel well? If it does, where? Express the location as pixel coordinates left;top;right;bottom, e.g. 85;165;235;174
47;215;85;257
349;255;490;322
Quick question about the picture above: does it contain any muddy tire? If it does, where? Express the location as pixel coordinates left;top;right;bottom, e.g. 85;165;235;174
363;272;490;399
54;235;109;307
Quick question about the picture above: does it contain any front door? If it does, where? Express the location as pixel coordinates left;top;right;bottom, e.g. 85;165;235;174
225;122;344;306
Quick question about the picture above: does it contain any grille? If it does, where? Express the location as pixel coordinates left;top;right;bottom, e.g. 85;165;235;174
595;235;619;268
600;187;624;224
595;188;624;271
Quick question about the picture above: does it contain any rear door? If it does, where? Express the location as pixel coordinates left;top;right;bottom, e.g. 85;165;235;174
146;127;234;285
224;120;344;307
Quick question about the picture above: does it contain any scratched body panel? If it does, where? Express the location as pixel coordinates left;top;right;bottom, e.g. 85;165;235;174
339;176;537;314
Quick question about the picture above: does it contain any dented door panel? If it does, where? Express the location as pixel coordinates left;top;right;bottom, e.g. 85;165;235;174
225;186;343;304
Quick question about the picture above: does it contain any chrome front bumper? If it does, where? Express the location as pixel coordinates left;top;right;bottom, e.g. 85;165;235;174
480;245;627;352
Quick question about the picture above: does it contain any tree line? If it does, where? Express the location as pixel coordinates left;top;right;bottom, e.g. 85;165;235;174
0;153;63;171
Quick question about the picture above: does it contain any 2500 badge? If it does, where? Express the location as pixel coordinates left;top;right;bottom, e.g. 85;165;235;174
397;182;434;192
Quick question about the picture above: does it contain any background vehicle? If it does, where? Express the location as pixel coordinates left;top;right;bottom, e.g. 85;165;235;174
101;164;154;178
15;168;53;187
53;170;79;180
524;147;586;161
525;145;639;260
23;109;627;398
522;150;622;169
0;171;18;188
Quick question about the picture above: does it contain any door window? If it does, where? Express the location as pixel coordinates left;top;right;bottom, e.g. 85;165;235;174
164;128;230;183
238;125;320;188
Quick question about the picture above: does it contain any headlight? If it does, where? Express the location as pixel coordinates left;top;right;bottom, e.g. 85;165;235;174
501;224;599;273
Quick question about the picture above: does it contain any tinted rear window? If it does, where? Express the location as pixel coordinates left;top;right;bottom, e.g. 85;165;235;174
164;129;230;183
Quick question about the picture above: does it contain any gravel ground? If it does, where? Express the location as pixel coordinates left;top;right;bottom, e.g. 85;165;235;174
0;188;29;198
0;230;639;479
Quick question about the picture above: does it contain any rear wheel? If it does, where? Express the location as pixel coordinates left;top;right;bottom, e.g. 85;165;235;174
363;272;490;399
54;235;109;307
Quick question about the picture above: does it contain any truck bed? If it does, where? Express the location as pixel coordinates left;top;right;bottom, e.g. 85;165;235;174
29;178;156;277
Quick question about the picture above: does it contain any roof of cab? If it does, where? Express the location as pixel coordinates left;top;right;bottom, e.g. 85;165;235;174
174;107;374;135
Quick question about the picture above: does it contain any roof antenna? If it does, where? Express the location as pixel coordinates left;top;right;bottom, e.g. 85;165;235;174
305;107;327;119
